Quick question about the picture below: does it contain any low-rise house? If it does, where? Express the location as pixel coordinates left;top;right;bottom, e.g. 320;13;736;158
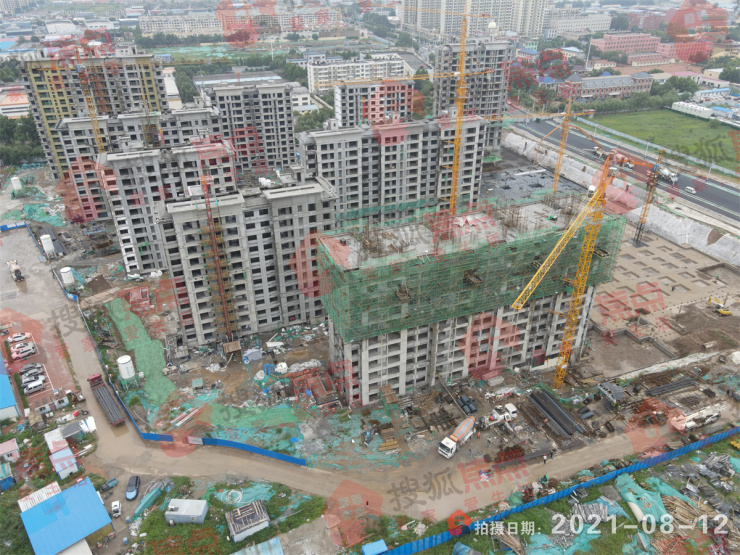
226;500;270;542
165;499;209;524
0;462;15;490
0;438;20;462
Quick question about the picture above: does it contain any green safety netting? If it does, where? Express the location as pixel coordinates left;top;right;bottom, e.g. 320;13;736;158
615;475;669;523
106;297;176;405
644;477;695;506
2;204;64;226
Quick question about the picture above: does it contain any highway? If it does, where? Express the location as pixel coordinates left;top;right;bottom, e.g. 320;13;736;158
512;117;740;224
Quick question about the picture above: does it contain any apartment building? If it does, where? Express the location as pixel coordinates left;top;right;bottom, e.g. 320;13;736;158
626;12;666;31
275;8;340;31
334;80;413;128
54;100;220;223
657;41;713;61
307;57;410;93
139;14;224;36
100;139;237;273
559;72;653;100
158;165;335;345
199;81;296;177
401;0;523;37
1;0;31;14
296;112;487;219
590;33;660;54
23;45;167;180
543;14;612;39
434;39;514;150
319;197;626;405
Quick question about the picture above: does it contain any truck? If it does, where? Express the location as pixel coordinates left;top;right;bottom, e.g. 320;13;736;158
87;374;126;427
670;406;721;434
477;408;511;430
438;416;476;458
7;260;24;281
657;166;678;184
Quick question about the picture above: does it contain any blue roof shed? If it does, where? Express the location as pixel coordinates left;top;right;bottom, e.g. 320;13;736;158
21;477;112;555
0;360;20;420
0;462;14;491
362;539;388;555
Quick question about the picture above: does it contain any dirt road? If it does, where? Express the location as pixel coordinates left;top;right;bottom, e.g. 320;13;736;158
3;227;738;527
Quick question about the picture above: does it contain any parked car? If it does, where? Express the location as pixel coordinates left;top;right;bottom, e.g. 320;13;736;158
125;476;140;501
20;363;44;375
21;373;45;386
11;345;36;360
23;379;45;395
11;341;33;352
111;500;121;518
9;332;31;343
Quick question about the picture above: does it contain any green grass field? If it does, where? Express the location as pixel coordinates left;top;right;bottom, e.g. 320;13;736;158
590;110;737;172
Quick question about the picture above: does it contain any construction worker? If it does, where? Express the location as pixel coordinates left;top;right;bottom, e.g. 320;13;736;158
477;431;481;440
487;436;492;448
543;454;547;465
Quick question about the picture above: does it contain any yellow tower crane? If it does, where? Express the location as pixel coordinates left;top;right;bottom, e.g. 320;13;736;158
511;154;616;389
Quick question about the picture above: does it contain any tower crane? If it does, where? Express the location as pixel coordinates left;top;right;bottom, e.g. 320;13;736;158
511;154;616;389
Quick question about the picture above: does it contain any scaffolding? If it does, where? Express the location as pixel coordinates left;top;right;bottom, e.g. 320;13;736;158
199;176;238;342
318;193;626;343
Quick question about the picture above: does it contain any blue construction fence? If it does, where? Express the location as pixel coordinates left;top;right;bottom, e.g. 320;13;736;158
0;220;44;256
201;438;307;467
382;425;740;555
72;299;306;465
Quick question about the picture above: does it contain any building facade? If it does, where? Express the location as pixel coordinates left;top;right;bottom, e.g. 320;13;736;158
434;39;514;150
590;33;660;54
139;14;224;36
307;57;410;93
199;81;296;177
319;198;626;405
559;72;653;100
158;165;335;345
334;80;414;128
297;113;487;219
543;14;612;39
23;45;168;180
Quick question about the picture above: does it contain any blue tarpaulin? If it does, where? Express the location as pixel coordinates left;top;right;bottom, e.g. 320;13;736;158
363;539;388;555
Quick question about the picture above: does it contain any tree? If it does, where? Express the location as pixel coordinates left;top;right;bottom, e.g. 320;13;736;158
720;67;740;83
647;68;664;74
429;52;435;64
664;76;699;94
312;33;319;40
287;32;301;41
395;31;414;48
294;106;335;132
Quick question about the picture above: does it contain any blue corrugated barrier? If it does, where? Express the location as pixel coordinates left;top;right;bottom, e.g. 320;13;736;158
382;425;740;555
0;220;45;256
74;304;306;466
202;438;307;466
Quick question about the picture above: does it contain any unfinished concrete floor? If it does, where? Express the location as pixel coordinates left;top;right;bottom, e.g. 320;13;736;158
582;329;671;378
585;223;740;378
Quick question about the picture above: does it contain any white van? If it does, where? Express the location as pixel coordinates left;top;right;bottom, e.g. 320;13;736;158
685;186;696;195
23;379;45;395
504;403;518;419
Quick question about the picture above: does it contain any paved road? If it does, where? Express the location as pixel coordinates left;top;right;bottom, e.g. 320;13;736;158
513;117;740;223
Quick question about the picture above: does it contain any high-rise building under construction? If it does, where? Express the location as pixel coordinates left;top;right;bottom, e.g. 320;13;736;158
319;194;625;406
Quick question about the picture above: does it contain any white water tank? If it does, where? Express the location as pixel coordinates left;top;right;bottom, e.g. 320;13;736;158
60;267;74;285
40;235;55;256
117;355;136;380
11;177;22;191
